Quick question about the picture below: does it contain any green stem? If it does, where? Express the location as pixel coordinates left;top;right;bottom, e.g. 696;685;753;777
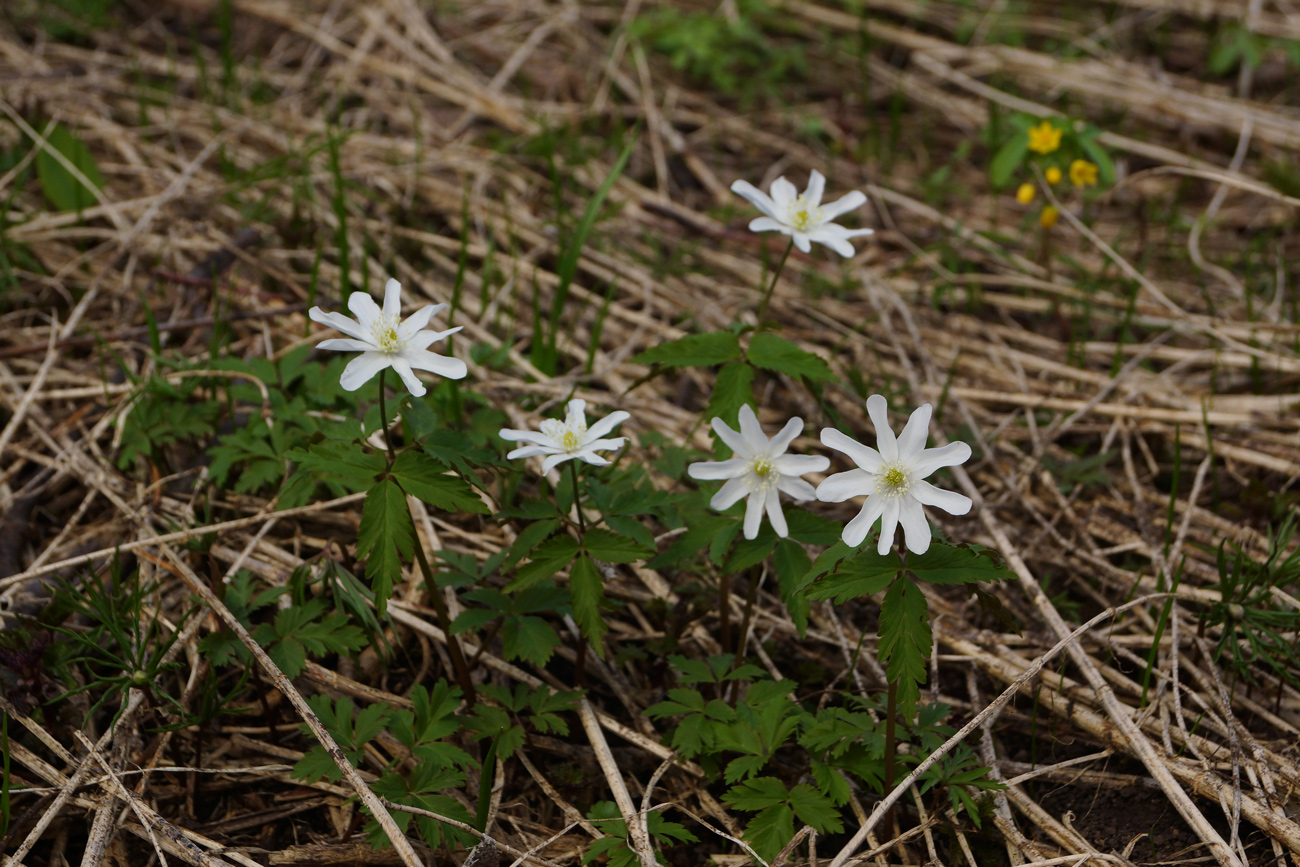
754;238;795;330
883;677;898;834
566;459;590;688
377;368;475;705
377;369;395;464
568;460;587;534
726;565;763;703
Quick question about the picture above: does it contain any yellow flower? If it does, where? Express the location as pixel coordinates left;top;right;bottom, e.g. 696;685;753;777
1027;121;1062;155
1039;206;1060;228
1045;167;1062;184
1015;183;1035;205
1069;159;1098;188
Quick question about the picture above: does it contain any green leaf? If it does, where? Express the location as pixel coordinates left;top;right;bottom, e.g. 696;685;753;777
630;331;742;368
507;535;580;592
723;776;789;811
287;440;385;485
805;548;900;603
647;514;733;569
391;450;489;514
878;578;930;719
36;123;104;213
724;530;778;574
703;361;756;429
788;784;844;833
357;479;415;614
773;539;811;636
1079;137;1116;186
795;540;854;594
785;509;842;547
582;528;652;564
906;543;1015;585
569;554;608;653
504;518;563;568
746;332;835;382
989;133;1028;189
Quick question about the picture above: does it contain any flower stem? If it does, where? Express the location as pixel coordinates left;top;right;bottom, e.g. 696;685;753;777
377;369;396;463
754;238;795;330
568;461;587;535
566;460;590;688
376;369;475;705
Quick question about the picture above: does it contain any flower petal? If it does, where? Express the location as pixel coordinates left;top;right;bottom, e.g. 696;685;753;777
895;403;932;460
791;232;812;254
339;352;391;392
688;458;748;481
876;498;901;556
765;487;788;537
347;291;382;330
820;428;883;472
820;190;867;221
749;216;792;234
403;349;467;380
805;230;856;258
910;441;973;478
769;176;797;207
898;497;932;555
743;491;765;540
711;476;751;511
316;338;376;352
804;170;826;207
309;308;370;342
388;357;427;397
585;410;630;441
506;445;552;460
910;479;972;516
574;451;613;466
499;428;551;444
731;180;781;220
817;469;873;502
768;416;804;456
777;476;818;502
541;453;577;473
565;399;587;429
737;405;768;455
399;303;447;339
409;326;463;350
582;437;627;454
382;278;403;319
711;416;753;459
774;453;830;476
843;495;887;548
865;395;898;462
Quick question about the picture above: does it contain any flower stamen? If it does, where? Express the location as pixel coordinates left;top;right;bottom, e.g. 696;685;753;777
877;463;911;497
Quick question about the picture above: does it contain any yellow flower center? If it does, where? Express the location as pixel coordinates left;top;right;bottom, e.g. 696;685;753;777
372;314;403;352
753;458;773;477
877;463;911;497
787;196;822;232
562;430;580;450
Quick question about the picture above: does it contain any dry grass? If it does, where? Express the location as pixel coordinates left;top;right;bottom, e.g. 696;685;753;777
1;1;1299;866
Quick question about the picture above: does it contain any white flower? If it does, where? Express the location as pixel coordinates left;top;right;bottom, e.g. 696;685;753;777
817;395;972;555
500;399;629;474
688;405;830;540
730;169;874;257
308;278;466;397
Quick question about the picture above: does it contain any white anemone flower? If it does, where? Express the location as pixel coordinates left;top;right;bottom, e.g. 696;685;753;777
817;395;973;555
500;399;629;474
308;278;466;397
730;169;874;257
688;405;830;540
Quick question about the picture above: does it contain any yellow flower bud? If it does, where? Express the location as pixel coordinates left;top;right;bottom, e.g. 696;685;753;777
1069;159;1098;188
1039;206;1060;228
1045;166;1062;184
1027;121;1062;155
1015;183;1035;205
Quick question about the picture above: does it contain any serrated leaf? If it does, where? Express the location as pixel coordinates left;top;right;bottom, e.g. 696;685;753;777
631;331;742;367
788;784;844;833
582;527;652;564
703;361;756;429
723;530;778;574
507;535;580;592
907;544;1014;585
785;508;842;547
502;615;562;666
774;539;811;636
287;440;385;485
357;479;415;614
391;450;489;514
878;578;930;719
746;333;835;382
989;133;1028;189
805;547;900;603
36;123;104;213
504;518;562;568
723;776;789;811
569;554;608;654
